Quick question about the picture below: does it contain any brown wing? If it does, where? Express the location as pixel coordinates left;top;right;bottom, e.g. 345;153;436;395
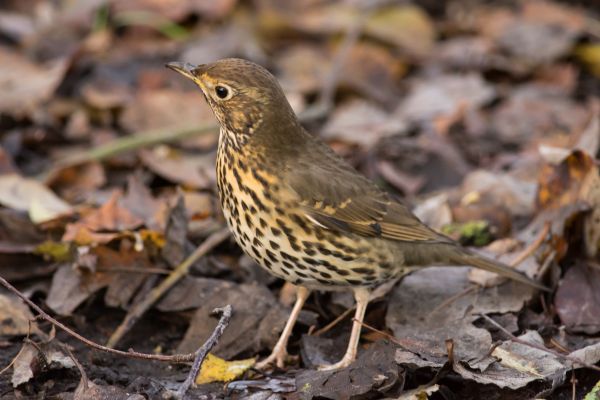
284;137;449;243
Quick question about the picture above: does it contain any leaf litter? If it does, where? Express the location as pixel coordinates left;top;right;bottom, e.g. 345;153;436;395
0;0;599;399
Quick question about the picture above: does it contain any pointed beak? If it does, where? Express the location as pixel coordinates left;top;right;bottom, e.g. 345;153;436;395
166;61;198;81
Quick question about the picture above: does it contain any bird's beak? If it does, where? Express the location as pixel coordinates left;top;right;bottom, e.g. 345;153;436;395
166;61;198;81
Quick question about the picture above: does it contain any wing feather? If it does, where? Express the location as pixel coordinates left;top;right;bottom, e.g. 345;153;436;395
284;138;449;243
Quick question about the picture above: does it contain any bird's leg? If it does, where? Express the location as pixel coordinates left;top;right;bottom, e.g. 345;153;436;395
318;287;370;371
255;286;311;369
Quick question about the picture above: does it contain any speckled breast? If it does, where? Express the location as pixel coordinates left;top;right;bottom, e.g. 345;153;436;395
215;139;397;289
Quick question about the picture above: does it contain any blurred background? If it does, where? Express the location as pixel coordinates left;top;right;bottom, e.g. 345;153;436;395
1;0;600;398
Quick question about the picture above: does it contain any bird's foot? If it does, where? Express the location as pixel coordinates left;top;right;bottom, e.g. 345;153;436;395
317;355;355;371
255;346;288;370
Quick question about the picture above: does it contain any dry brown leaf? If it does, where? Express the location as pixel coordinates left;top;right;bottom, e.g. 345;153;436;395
0;294;34;336
139;147;214;189
0;46;68;117
555;262;600;334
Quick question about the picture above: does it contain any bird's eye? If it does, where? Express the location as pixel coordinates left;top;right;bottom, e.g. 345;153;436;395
215;85;229;99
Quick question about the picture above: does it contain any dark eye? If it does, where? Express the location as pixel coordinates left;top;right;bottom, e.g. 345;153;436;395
215;85;229;99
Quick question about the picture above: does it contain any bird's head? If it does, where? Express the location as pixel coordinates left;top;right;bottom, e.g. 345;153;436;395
167;58;297;149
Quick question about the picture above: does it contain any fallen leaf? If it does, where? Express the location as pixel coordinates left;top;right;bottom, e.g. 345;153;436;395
397;73;495;125
321;100;406;147
0;294;34;336
12;339;75;387
139;147;214;189
536;150;597;210
576;44;600;77
175;280;287;359
452;331;565;389
62;190;144;244
492;86;588;145
296;340;401;399
195;353;254;384
364;5;435;58
584;380;600;400
0;46;68;117
555;262;600;334
74;380;131;400
46;246;152;315
0;174;72;223
387;267;535;370
120;88;215;144
396;384;440;400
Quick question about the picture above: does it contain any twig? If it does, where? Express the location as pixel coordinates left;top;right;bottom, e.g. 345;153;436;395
175;305;232;400
427;285;478;318
50;123;217;171
508;222;550;268
0;275;198;362
312;279;399;336
571;369;577;400
0;321;34;375
313;307;354;336
353;318;419;350
478;313;600;372
106;227;230;348
96;266;172;275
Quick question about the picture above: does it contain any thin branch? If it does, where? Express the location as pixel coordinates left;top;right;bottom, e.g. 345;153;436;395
508;222;550;268
313;307;354;336
50;123;218;171
106;227;230;348
478;313;600;372
175;305;232;399
0;321;33;375
0;275;197;362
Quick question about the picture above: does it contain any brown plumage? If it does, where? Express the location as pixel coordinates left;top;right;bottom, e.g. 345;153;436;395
167;58;547;370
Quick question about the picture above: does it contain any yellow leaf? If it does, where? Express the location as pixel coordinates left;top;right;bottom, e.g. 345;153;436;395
34;241;72;262
575;43;600;77
195;353;255;385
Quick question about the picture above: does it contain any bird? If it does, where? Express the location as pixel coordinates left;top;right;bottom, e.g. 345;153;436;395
166;58;548;371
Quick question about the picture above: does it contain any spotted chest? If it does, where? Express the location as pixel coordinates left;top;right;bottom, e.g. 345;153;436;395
216;135;400;288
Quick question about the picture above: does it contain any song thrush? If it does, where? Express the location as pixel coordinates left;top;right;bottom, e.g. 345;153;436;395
167;58;547;371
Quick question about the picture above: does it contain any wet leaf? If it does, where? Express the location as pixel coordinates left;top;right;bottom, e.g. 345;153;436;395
195;353;254;384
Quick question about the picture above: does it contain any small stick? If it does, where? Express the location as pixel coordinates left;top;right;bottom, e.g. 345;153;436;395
175;305;232;399
53;123;217;170
106;228;230;348
0;275;198;362
509;222;551;268
313;307;354;336
478;313;600;372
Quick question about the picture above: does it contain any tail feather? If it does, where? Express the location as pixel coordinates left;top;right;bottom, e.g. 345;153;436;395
450;248;550;292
